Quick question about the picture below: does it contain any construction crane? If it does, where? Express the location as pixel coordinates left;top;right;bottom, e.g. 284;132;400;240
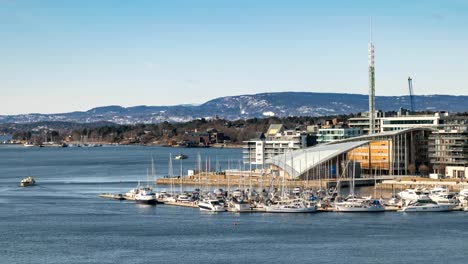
407;76;415;112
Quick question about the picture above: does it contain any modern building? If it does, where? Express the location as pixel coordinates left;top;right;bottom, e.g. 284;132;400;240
317;127;362;143
380;112;448;132
332;128;432;176
428;120;468;177
243;124;316;167
348;111;383;135
349;110;451;133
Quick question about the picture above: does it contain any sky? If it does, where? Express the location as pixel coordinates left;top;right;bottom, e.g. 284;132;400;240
0;0;467;114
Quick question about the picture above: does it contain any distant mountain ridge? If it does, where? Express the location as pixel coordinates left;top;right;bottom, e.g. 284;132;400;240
0;92;466;124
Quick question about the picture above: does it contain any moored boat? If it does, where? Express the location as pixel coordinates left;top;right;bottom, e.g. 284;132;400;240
198;199;226;212
134;188;157;205
399;198;452;212
334;197;385;212
265;198;316;213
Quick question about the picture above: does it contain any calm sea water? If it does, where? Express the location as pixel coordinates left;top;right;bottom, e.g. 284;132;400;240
1;146;467;264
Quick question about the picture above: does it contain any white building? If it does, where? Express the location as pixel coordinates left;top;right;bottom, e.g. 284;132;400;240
243;124;316;166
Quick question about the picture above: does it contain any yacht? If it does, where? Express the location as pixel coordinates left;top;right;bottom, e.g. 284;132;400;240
155;191;173;203
398;188;429;201
134;188;157;205
227;197;251;212
430;192;457;206
20;176;36;187
198;199;226;212
265;198;317;213
399;198;452;212
334;196;385;212
458;189;468;205
176;193;193;203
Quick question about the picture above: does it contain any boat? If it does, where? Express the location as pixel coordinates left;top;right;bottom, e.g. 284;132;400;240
176;193;193;203
458;189;468;205
334;161;384;212
399;198;452;212
334;196;385;212
20;176;36;187
429;192;457;206
198;199;226;212
398;188;429;201
23;143;35;147
155;190;173;203
175;154;188;160
227;197;251;212
265;198;317;213
134;187;157;205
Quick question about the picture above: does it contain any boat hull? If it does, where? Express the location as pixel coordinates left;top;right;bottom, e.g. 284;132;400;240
399;204;451;212
265;207;317;213
198;205;226;212
135;199;157;205
334;205;385;212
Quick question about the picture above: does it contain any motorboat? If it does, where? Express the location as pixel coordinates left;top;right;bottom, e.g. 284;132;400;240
175;154;188;160
399;198;452;212
265;198;317;213
228;197;251;212
198;199;226;212
398;188;429;201
430;192;457;206
176;193;193;203
458;189;468;205
334;196;385;212
134;188;157;205
155;191;173;203
20;176;36;187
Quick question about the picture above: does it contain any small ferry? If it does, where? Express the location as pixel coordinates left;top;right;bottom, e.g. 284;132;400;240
20;176;36;187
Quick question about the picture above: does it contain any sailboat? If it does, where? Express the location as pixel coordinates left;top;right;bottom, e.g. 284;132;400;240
132;157;157;205
334;161;385;212
265;151;316;213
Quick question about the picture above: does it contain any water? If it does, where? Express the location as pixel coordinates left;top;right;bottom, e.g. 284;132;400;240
1;146;467;264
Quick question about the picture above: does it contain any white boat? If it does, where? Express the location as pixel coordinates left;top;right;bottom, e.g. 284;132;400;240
198;199;226;212
135;188;157;204
398;188;429;201
266;198;317;213
134;188;157;205
399;198;452;212
175;154;188;160
228;197;251;212
335;197;385;212
155;191;173;203
23;143;35;147
20;176;36;187
176;194;192;203
458;189;468;205
334;161;384;212
430;192;457;206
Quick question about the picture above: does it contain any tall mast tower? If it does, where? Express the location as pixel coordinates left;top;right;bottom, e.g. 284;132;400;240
368;18;376;135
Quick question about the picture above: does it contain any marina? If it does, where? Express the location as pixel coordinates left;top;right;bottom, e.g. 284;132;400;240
2;144;468;264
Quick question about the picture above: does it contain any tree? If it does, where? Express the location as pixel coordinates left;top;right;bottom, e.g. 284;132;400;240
418;164;429;176
408;164;416;175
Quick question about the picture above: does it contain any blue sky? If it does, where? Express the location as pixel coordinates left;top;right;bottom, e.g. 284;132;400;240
1;0;467;114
